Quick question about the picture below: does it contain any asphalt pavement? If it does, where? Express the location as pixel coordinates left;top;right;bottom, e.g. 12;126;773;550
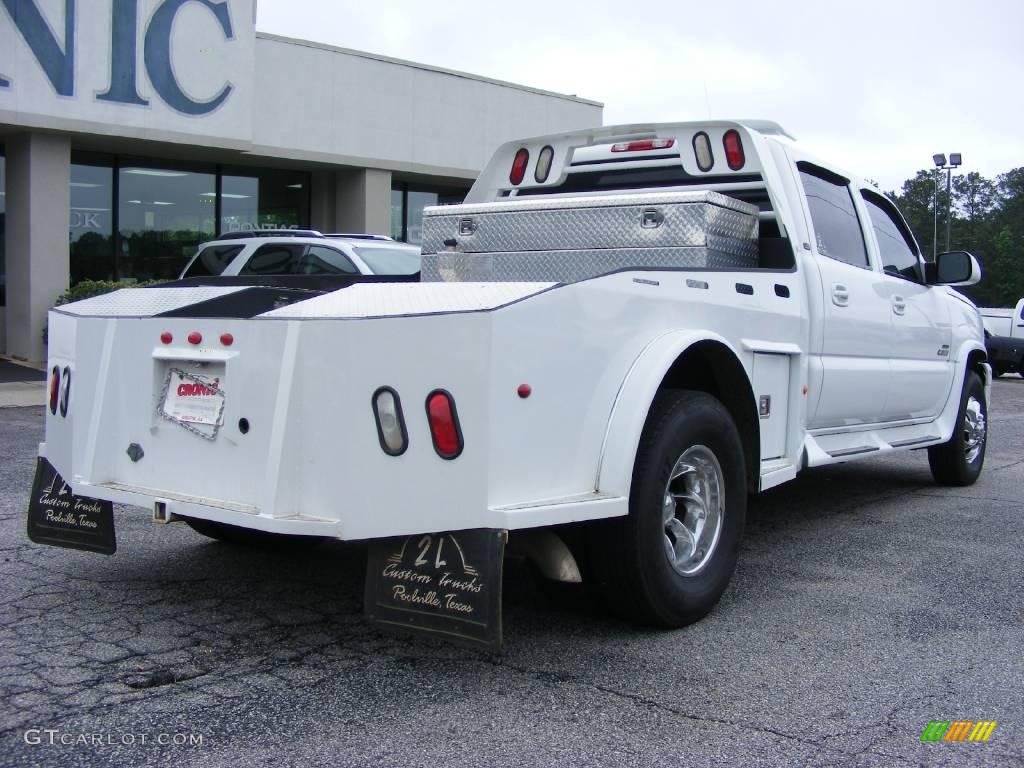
1;379;1022;767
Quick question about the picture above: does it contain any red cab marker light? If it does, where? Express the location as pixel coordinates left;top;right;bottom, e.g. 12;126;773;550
517;384;532;398
510;147;529;185
610;139;675;153
723;129;745;170
220;333;234;346
187;332;202;345
160;332;173;344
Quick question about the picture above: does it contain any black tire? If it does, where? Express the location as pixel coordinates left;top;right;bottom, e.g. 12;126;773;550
183;517;324;549
587;390;746;627
992;366;1008;378
928;370;987;486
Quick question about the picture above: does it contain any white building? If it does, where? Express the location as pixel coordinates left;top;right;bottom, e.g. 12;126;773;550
0;0;601;362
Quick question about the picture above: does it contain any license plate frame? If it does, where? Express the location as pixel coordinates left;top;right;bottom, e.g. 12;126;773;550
158;366;226;440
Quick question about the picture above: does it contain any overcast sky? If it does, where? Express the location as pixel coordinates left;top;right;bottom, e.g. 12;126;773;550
256;0;1023;191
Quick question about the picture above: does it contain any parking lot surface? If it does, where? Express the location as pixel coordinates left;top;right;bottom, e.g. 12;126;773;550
1;379;1022;767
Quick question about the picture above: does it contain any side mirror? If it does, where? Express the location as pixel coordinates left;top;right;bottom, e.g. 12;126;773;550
926;251;981;286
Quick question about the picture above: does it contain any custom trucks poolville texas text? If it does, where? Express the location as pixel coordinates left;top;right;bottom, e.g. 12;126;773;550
32;121;989;637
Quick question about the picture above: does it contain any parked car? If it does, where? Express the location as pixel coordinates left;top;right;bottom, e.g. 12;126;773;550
179;230;422;278
980;298;1024;376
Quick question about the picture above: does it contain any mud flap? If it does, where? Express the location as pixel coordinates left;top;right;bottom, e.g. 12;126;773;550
365;528;506;652
26;458;116;555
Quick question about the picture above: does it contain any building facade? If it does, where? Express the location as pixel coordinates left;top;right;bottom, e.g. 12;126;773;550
0;0;602;362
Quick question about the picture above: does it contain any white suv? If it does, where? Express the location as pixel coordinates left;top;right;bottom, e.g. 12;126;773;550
180;231;422;279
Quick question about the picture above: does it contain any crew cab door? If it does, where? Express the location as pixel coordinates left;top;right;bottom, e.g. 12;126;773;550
793;160;892;428
858;189;953;421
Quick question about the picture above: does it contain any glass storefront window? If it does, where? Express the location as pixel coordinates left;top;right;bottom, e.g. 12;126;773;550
391;183;467;244
221;167;310;233
118;163;215;281
70;163;115;283
0;149;5;306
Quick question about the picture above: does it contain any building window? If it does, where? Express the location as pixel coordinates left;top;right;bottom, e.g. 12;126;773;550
118;162;217;281
0;148;5;307
391;183;467;244
70;162;115;283
220;167;310;233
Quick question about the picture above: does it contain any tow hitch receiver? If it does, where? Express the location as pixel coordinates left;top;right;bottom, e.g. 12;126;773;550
365;528;507;652
26;457;116;555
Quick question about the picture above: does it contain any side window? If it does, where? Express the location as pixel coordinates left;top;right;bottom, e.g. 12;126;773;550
798;164;869;269
861;191;923;283
183;244;243;277
239;244;304;275
299;246;359;275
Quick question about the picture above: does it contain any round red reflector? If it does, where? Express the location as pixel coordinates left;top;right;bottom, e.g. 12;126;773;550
220;333;234;346
49;367;60;415
187;332;202;345
160;332;173;344
510;148;529;185
517;384;532;398
723;129;745;171
426;390;463;459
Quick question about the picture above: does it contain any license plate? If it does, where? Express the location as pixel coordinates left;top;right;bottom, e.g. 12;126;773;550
27;457;116;555
160;367;225;427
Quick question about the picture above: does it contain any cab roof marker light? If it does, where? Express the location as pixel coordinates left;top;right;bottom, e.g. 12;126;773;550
692;132;714;172
426;389;463;460
373;387;408;457
534;145;554;183
510;148;529;185
723;129;745;170
610;139;675;153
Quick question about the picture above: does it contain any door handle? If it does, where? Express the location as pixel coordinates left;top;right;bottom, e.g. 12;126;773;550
892;295;906;316
831;283;849;307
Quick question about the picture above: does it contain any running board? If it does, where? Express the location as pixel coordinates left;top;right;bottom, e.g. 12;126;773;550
805;425;946;467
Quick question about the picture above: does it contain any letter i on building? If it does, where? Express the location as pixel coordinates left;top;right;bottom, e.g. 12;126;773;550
920;720;997;742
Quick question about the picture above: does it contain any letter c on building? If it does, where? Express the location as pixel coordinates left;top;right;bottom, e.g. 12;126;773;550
144;0;234;116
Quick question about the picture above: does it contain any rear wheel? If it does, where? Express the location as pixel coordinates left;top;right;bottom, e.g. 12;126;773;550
588;390;746;627
183;518;324;549
928;370;987;486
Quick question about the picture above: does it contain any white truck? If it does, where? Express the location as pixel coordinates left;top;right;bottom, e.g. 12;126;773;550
980;299;1024;376
32;121;989;636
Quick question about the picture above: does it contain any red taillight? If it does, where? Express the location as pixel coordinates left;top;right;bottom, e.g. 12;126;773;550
220;333;233;346
723;130;745;170
160;332;173;344
49;367;60;415
509;148;529;185
187;332;202;345
517;384;532;399
426;390;463;459
610;139;675;153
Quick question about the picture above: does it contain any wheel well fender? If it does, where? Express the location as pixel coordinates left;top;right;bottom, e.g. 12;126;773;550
597;332;760;498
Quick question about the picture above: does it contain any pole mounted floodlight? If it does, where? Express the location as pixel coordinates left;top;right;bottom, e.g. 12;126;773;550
931;152;963;255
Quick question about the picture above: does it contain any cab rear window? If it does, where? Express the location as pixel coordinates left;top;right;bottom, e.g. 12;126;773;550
183;244;243;277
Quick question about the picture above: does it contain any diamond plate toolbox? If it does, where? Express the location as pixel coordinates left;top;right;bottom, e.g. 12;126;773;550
421;191;759;283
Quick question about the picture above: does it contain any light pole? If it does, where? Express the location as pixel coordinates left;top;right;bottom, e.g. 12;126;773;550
932;152;962;255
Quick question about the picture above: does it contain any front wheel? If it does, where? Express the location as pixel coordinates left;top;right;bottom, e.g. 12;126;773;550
928;370;987;486
588;390;746;627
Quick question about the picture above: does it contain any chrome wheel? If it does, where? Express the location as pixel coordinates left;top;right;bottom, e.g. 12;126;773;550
662;445;724;576
963;395;986;463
